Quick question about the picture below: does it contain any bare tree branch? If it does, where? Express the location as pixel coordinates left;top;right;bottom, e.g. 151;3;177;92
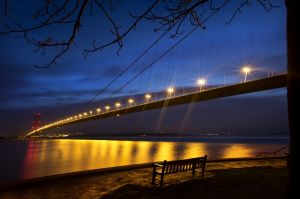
93;0;122;51
226;0;249;25
0;0;86;67
257;0;279;11
2;0;7;15
143;0;209;39
0;0;280;67
83;0;160;57
34;0;90;68
226;0;279;25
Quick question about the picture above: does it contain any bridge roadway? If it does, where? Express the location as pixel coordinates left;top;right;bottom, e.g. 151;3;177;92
27;74;287;136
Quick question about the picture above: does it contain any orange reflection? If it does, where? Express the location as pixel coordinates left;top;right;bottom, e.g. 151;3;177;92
222;144;253;158
21;139;285;180
181;142;207;159
134;141;153;163
119;141;134;164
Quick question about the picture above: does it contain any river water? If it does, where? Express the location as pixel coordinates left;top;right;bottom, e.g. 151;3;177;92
0;135;289;184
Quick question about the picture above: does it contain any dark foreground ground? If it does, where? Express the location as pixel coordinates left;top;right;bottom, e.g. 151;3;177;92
0;158;288;199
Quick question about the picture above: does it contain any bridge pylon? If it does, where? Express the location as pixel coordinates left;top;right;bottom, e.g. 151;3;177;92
31;113;41;131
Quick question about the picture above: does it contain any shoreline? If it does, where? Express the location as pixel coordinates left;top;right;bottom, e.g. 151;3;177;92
12;134;290;144
0;156;287;190
0;157;288;199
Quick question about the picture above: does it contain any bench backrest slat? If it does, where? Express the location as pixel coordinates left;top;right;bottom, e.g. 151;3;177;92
162;156;207;174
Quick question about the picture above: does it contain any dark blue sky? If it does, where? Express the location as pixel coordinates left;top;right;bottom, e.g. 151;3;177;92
0;0;288;136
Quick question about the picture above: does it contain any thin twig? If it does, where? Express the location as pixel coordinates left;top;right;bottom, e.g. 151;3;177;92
35;0;90;68
83;0;160;56
226;0;249;25
3;0;7;15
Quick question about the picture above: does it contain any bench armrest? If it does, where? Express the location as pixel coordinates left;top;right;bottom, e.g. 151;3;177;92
153;163;163;167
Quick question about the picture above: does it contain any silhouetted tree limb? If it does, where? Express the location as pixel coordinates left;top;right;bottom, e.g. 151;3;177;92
225;0;249;25
0;0;278;67
226;0;278;25
0;0;85;67
2;0;7;15
83;0;160;57
34;0;89;68
93;0;121;50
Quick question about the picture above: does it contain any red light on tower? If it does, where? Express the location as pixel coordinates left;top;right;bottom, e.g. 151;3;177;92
32;113;41;130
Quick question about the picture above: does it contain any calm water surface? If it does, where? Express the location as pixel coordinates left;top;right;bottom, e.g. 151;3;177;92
0;136;289;183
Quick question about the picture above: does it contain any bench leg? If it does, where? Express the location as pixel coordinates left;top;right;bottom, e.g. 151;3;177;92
160;174;164;187
192;163;196;175
152;173;156;184
152;166;156;184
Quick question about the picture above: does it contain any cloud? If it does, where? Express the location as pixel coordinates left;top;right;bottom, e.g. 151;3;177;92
0;53;127;108
0;59;36;97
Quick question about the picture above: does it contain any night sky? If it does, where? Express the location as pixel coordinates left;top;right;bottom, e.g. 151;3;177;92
0;0;288;136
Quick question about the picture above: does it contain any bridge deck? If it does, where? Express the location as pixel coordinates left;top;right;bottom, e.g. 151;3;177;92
27;74;287;136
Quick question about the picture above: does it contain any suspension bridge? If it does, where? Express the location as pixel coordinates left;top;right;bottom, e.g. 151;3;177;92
27;73;287;137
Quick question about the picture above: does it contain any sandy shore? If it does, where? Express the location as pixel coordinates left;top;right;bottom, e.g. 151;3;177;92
0;157;288;199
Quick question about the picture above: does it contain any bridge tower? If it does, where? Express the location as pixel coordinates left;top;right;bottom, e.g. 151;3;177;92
32;113;41;130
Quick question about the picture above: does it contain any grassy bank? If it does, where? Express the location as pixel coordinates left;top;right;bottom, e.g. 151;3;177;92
102;167;288;199
0;158;287;199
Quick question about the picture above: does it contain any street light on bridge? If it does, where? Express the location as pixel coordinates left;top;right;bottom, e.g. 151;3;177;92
105;106;110;112
145;94;151;102
167;87;175;97
89;110;93;115
83;112;87;117
115;102;121;109
197;78;206;92
128;98;134;106
241;65;252;82
96;108;101;114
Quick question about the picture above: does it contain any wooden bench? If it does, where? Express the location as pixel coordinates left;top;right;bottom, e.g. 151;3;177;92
152;155;207;186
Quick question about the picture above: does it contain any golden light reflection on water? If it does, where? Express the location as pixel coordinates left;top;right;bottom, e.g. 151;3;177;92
182;142;206;159
21;139;284;180
154;142;175;161
222;144;252;158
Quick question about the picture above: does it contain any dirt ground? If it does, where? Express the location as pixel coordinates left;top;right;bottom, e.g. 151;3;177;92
0;158;288;199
